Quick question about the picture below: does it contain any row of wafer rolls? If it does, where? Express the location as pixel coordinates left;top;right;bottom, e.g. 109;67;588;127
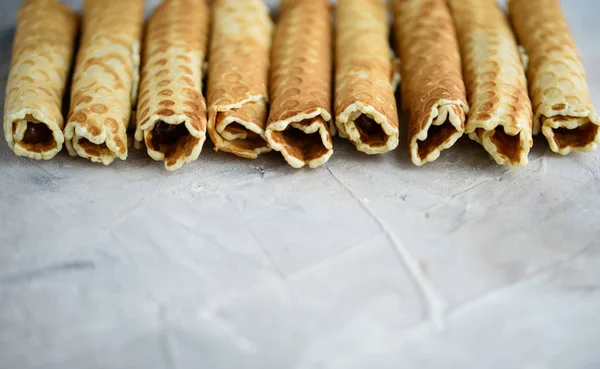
2;0;396;170
393;0;599;166
4;0;599;169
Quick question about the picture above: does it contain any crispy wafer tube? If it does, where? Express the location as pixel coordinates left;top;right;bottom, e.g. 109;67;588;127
266;0;334;169
393;0;469;166
64;0;143;165
207;0;272;159
449;0;533;167
135;0;209;171
509;0;600;154
334;0;399;154
3;0;77;160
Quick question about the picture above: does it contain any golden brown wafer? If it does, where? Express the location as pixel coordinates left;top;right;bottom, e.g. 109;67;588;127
207;0;272;159
509;0;599;154
335;0;399;154
64;0;144;165
135;0;209;171
3;0;77;160
393;0;469;166
266;0;334;169
449;0;533;167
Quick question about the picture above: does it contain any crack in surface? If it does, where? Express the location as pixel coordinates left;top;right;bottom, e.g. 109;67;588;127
326;166;448;330
0;260;96;284
249;229;287;280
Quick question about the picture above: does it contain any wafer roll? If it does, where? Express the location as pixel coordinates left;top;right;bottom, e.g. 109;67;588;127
335;0;399;154
266;0;334;169
509;0;600;154
393;0;469;166
206;0;272;159
135;0;209;171
3;0;77;160
64;0;144;165
449;0;532;167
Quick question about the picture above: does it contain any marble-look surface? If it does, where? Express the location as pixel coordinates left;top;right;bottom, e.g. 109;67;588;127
1;0;599;368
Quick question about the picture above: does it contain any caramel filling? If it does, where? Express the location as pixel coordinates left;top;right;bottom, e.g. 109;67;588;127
282;126;329;160
417;121;459;159
214;111;269;153
150;121;189;149
77;138;110;157
22;122;53;145
269;122;330;164
549;116;598;149
222;123;269;152
480;126;523;163
353;115;387;147
222;122;259;140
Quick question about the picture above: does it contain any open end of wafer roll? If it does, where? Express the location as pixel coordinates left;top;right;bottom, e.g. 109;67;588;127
470;126;532;167
336;106;399;154
7;113;64;160
541;114;600;155
266;115;333;169
64;117;128;166
213;113;270;159
410;101;466;166
140;118;205;171
208;100;271;159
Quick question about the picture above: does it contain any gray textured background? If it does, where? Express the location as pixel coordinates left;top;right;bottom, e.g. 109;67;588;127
1;1;599;368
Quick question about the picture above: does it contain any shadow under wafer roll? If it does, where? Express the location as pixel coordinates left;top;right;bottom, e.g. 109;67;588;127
64;0;144;165
334;0;399;155
206;0;273;159
509;0;600;155
392;0;469;166
266;0;334;169
449;0;533;167
3;0;78;160
136;0;210;171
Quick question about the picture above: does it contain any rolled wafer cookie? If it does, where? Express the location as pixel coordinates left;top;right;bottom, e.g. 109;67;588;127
509;0;600;154
207;0;272;159
266;0;334;169
136;0;209;171
335;0;399;154
449;0;533;167
64;0;144;165
3;0;77;160
393;0;469;166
